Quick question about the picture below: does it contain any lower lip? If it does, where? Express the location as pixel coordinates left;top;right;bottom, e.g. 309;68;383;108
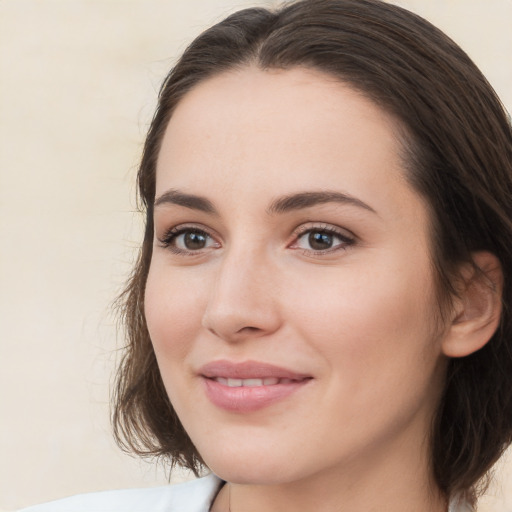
202;377;311;413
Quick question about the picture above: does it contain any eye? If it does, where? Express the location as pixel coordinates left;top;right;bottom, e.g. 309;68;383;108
291;226;355;254
158;226;219;254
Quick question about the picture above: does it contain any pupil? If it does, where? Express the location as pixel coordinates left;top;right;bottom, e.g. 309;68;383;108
185;231;206;250
309;231;333;250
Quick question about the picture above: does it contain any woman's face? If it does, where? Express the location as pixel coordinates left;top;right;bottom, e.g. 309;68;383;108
145;67;449;486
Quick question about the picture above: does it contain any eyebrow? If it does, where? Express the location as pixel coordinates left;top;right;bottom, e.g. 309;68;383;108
267;191;377;215
154;189;217;214
153;189;376;216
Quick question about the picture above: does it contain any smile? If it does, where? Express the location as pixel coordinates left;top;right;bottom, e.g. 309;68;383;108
199;360;312;412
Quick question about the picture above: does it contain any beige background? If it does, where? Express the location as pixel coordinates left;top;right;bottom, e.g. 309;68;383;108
1;1;511;510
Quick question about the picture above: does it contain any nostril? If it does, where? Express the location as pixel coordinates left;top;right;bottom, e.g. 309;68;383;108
207;326;220;338
239;326;261;333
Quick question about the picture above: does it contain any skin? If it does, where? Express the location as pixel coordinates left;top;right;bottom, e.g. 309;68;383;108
145;67;454;511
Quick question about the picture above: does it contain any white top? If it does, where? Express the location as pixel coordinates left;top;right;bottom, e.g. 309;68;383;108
20;473;473;512
19;474;222;512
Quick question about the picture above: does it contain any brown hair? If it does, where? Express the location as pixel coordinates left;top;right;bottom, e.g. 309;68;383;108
113;0;512;503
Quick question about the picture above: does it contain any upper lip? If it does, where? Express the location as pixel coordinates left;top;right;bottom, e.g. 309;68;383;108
199;360;311;380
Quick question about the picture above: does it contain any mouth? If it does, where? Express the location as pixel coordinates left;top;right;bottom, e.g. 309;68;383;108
199;360;313;412
209;377;300;387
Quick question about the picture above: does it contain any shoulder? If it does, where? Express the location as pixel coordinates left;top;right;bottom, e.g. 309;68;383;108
19;473;222;512
449;496;474;512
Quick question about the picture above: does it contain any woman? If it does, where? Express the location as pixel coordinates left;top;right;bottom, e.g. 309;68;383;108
22;0;512;511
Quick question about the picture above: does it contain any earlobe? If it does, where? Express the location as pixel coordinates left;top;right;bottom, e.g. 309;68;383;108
442;251;503;358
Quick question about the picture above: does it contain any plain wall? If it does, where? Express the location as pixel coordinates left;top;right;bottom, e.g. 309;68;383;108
1;1;511;510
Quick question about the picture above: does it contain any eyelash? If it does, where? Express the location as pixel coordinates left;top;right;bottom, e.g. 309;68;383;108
157;223;355;256
290;224;355;256
158;225;219;256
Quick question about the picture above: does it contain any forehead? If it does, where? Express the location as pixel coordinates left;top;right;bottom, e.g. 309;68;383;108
156;66;422;224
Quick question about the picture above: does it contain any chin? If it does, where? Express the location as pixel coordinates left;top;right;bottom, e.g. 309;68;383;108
201;447;306;485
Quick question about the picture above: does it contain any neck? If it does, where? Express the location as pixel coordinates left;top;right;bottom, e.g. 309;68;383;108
225;472;447;512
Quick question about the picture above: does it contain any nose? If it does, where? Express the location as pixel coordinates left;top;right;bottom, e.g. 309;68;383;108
201;248;282;343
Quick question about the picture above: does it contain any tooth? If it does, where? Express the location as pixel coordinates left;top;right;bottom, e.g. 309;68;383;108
218;377;288;387
243;379;263;387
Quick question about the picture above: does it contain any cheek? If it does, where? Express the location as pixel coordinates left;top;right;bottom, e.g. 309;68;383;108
285;263;445;449
144;263;208;363
285;257;441;381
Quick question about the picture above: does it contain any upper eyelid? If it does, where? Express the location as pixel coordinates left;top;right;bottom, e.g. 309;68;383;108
292;222;356;240
157;221;353;235
158;223;217;238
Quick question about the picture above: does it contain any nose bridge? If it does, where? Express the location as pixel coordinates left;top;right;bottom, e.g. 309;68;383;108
202;240;280;340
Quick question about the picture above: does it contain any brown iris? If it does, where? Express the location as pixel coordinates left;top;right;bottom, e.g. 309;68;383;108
183;231;208;250
308;231;334;250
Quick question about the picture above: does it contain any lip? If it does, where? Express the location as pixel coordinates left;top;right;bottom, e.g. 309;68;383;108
200;360;311;380
199;360;313;413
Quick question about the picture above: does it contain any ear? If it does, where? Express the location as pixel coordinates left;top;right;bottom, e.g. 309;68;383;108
442;251;503;358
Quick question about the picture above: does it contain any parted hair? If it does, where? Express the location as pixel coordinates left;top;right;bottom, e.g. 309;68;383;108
113;0;512;504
